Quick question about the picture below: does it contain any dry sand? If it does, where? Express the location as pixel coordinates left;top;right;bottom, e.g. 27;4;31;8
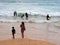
0;22;59;45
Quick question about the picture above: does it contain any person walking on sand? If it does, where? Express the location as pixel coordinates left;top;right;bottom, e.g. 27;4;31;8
20;22;26;38
12;27;16;39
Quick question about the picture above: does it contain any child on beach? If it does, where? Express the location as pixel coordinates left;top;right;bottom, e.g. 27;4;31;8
20;22;26;38
12;27;16;39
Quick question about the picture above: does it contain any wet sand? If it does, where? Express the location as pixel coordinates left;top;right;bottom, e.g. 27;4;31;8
0;38;55;45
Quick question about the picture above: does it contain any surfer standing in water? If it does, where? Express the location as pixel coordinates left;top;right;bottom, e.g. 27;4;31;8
14;11;17;16
46;14;51;20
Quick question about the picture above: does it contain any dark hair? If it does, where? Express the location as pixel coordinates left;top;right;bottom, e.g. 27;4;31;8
12;27;14;28
22;22;24;25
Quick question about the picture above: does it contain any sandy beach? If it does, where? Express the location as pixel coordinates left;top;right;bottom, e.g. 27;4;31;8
0;38;55;45
0;22;60;45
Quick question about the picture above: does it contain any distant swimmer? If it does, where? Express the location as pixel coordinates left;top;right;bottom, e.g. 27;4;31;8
25;12;28;20
21;14;24;19
46;14;51;20
14;11;17;16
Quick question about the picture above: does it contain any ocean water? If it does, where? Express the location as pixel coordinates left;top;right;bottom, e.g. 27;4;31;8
0;0;60;22
0;3;60;16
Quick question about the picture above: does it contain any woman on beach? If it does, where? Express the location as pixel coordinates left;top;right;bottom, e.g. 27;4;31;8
20;22;26;38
